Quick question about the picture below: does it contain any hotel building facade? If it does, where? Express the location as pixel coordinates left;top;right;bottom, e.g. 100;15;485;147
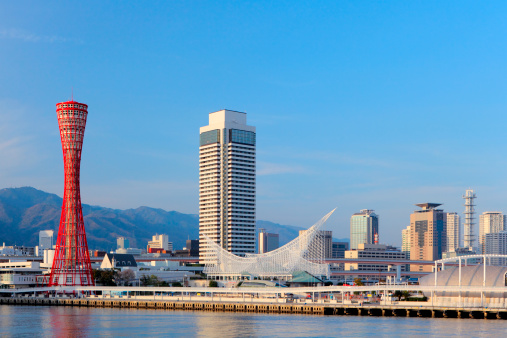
199;110;256;263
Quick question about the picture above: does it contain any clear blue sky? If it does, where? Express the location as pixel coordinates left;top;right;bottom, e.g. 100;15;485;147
1;1;507;245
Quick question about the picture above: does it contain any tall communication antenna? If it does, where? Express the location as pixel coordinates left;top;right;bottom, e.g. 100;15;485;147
463;188;476;250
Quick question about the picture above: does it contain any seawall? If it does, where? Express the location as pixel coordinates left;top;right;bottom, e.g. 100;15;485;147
1;297;507;320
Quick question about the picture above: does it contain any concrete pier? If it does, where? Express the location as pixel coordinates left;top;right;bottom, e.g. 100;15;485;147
1;297;506;320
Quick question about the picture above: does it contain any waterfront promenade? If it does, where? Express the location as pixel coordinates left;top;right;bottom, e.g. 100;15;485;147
2;284;506;320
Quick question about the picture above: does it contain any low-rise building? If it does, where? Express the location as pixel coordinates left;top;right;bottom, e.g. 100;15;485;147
100;253;138;270
0;261;43;288
115;248;143;256
344;243;407;272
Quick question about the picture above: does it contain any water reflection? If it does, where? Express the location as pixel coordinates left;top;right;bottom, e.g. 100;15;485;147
195;312;257;337
2;305;507;337
45;306;92;337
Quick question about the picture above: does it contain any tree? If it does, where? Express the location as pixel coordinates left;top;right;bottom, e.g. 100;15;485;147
208;280;218;287
140;275;150;286
172;282;183;287
402;291;411;300
117;269;135;286
393;290;403;301
93;269;117;286
140;274;161;286
353;278;364;286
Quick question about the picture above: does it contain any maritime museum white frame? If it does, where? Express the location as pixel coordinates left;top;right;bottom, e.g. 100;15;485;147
202;210;335;280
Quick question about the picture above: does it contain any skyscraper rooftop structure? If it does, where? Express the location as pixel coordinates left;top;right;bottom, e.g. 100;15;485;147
49;100;93;286
199;110;256;264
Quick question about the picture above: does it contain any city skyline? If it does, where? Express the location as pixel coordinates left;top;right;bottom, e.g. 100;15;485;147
2;2;507;246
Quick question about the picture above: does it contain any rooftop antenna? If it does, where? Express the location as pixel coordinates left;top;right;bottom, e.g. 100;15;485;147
71;87;73;101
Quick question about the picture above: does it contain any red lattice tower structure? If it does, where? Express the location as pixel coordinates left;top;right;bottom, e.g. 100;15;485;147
49;100;94;286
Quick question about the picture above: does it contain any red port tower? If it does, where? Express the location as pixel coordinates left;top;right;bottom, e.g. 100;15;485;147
49;100;94;286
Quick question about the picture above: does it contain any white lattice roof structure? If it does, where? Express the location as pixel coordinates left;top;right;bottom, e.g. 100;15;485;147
203;209;335;279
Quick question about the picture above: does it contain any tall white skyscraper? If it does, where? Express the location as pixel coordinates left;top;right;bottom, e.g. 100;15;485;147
479;211;506;254
199;110;256;263
446;212;460;252
401;225;411;259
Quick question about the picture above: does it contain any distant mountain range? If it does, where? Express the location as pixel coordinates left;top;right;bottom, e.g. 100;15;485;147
0;187;348;251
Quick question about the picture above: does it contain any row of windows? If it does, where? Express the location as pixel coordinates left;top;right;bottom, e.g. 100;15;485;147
228;174;255;179
230;189;255;193
227;144;255;151
229;193;255;198
228;161;255;166
58;103;86;109
227;154;255;160
229;178;255;184
58;112;86;119
199;150;220;157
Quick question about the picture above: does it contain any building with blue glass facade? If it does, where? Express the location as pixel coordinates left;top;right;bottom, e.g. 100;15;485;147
350;209;379;250
199;110;256;263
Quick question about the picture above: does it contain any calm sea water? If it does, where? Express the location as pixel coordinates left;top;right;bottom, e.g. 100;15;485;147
1;305;506;337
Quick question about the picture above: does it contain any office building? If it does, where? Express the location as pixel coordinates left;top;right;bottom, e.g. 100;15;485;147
344;243;407;272
117;237;130;250
401;225;411;259
332;241;349;258
479;212;506;254
409;203;447;272
185;239;199;257
299;230;333;259
485;231;507;266
147;234;173;252
199;110;256;263
39;230;54;252
446;212;460;252
350;209;379;250
50;100;94;286
258;229;279;254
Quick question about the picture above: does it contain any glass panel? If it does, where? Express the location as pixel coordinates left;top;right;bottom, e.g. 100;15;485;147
230;129;255;145
200;129;220;146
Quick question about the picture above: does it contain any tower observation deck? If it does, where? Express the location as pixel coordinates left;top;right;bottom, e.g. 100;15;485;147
49;100;94;286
